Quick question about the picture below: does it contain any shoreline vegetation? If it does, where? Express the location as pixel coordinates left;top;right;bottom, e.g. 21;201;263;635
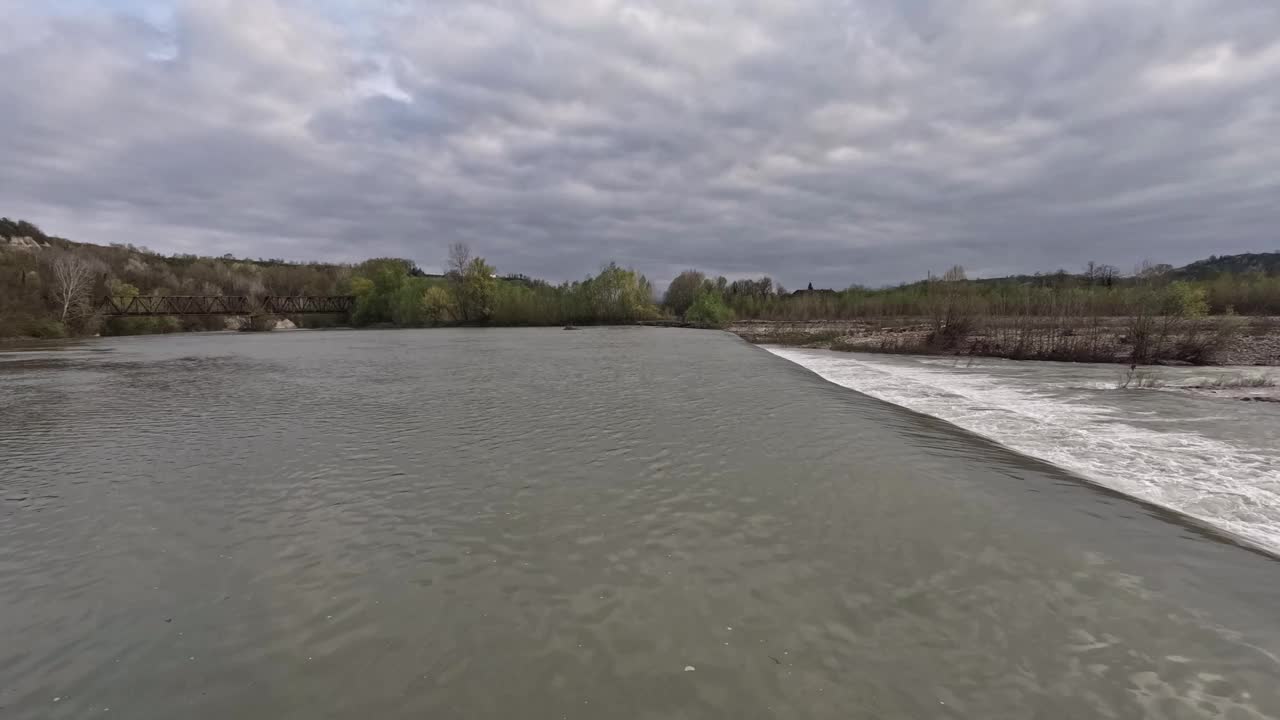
730;316;1280;367
3;216;1279;366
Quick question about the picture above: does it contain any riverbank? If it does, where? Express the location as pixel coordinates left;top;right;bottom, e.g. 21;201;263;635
730;317;1280;366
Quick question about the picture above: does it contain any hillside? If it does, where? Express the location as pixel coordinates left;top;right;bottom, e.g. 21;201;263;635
1;217;659;337
2;218;358;337
1173;252;1280;280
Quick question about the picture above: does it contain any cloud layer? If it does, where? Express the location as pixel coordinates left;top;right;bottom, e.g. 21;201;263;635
3;0;1278;287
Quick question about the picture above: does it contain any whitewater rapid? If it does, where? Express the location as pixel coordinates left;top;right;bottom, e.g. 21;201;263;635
766;347;1280;555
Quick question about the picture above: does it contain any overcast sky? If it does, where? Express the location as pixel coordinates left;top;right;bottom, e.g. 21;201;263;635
2;1;1278;288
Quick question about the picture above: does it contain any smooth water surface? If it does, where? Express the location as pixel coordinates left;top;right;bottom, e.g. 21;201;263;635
3;329;1279;719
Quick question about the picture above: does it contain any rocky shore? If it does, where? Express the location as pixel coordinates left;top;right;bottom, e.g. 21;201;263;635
729;317;1280;367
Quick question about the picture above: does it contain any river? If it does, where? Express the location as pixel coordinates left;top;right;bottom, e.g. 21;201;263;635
765;347;1280;555
2;328;1279;719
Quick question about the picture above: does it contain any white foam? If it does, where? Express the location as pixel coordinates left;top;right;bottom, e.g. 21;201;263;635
767;347;1280;554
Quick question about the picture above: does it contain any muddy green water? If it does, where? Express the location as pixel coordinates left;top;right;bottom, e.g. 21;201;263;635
2;328;1278;719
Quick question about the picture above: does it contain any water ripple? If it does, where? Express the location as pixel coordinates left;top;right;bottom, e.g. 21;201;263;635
0;329;1277;719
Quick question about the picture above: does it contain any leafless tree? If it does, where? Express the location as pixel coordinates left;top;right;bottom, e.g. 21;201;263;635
48;253;96;322
447;242;472;279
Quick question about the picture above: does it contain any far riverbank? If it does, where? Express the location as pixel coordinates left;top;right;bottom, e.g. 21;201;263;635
729;317;1280;367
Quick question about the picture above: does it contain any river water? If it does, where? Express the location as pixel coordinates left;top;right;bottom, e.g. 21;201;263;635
2;328;1279;719
765;348;1280;555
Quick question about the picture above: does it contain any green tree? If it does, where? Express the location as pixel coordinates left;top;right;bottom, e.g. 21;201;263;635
351;258;414;325
582;263;655;322
1164;281;1209;317
456;257;497;322
391;277;434;326
685;290;733;328
422;285;456;324
663;270;705;317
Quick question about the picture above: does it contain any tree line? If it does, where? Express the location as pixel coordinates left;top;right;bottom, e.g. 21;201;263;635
0;218;659;337
2;218;355;337
658;262;1280;363
343;244;657;328
659;260;1280;327
3;215;1278;344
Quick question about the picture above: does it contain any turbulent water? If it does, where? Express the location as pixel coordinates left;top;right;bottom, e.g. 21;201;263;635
3;329;1280;719
766;347;1280;555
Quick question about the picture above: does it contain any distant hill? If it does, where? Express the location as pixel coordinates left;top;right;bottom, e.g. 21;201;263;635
1171;252;1280;280
960;251;1280;288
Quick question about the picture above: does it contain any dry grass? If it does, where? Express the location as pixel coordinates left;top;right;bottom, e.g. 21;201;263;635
1189;373;1276;389
1117;367;1165;389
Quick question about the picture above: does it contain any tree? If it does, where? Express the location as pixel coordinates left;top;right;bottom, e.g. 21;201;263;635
350;258;414;325
685;290;733;328
583;263;654;321
728;277;773;297
663;270;705;317
447;243;472;278
444;243;496;322
925;266;980;349
456;256;496;322
48;253;95;322
1164;281;1209;318
422;286;456;324
391;277;433;326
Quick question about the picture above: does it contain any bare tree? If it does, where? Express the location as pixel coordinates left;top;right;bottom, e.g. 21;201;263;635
447;243;472;279
48;253;95;322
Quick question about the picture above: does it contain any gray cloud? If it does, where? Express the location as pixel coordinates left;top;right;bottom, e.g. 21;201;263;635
2;0;1278;288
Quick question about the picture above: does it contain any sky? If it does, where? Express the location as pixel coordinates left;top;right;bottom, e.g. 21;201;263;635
2;0;1278;288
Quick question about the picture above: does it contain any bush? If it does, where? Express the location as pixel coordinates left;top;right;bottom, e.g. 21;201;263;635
421;286;457;325
685;291;733;328
2;315;68;338
28;317;67;338
1194;373;1275;389
101;316;182;336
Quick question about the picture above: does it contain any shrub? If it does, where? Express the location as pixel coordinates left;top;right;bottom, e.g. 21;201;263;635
422;286;457;325
24;317;67;338
685;291;733;328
